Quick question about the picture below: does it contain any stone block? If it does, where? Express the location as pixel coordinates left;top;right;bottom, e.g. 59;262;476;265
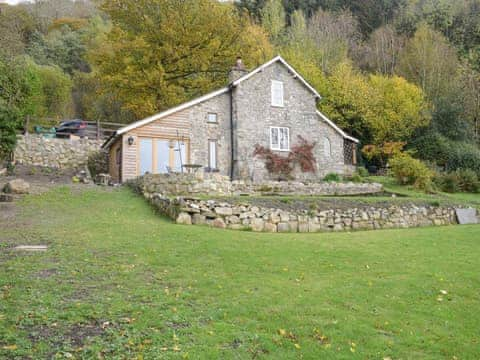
264;222;277;232
192;214;206;225
215;207;233;216
3;179;30;194
277;222;290;232
251;218;264;232
455;208;479;225
213;217;227;229
176;212;192;225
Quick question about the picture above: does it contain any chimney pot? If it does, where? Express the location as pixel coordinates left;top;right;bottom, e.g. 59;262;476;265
234;57;245;70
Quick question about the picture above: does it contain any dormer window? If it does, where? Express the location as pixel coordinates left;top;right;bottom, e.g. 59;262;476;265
271;80;284;107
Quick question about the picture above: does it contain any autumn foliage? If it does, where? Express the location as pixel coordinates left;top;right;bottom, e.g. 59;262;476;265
253;136;316;178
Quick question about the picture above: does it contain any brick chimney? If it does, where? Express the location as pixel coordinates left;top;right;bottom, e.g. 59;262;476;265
228;57;248;83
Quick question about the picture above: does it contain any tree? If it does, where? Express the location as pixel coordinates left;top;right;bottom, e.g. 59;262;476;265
397;23;459;100
320;61;430;145
260;0;286;44
319;62;373;141
91;0;273;120
360;25;405;75
0;5;37;58
366;74;430;144
0;105;21;162
28;25;89;75
307;9;360;73
34;63;73;117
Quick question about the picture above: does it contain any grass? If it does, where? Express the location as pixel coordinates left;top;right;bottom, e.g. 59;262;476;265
206;176;480;211
1;186;480;359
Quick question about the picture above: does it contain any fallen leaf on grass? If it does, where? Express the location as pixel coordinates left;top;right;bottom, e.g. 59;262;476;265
2;345;17;350
294;343;301;349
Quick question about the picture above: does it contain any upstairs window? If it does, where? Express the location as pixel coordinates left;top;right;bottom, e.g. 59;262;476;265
207;113;218;123
270;127;289;151
271;80;284;107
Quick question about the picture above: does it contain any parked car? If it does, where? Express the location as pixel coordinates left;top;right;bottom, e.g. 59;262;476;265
55;120;88;138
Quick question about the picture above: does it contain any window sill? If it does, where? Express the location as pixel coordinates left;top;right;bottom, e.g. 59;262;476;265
205;167;219;173
270;148;290;152
271;104;285;108
207;121;218;125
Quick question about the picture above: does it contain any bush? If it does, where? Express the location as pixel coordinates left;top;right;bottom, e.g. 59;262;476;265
87;150;108;177
345;173;363;183
323;172;341;182
356;166;369;177
434;169;480;193
445;143;480;175
389;153;433;191
409;131;451;165
433;172;460;193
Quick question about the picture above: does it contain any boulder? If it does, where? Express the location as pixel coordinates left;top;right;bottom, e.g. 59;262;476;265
192;214;206;225
3;179;30;194
212;217;227;229
251;218;264;232
176;212;192;225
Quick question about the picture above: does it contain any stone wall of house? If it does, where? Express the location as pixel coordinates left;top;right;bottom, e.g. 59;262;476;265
144;194;460;232
14;135;103;169
233;61;348;181
136;173;383;197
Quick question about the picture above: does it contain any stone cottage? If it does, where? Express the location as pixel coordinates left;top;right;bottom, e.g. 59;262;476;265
102;56;358;183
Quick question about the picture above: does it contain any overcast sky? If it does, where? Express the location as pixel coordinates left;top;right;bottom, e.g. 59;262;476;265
0;0;32;4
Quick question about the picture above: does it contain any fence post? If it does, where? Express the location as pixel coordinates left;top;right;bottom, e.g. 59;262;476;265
96;119;100;140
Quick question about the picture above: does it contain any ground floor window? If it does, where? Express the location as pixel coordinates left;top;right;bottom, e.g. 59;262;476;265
208;140;217;170
138;137;188;175
270;127;289;151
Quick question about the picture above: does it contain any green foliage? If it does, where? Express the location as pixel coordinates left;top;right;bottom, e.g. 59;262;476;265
87;150;109;178
3;186;480;358
323;172;341;182
0;105;21;161
455;169;480;193
409;131;452;165
27;26;89;74
445;143;480;175
389;153;434;191
321;62;430;145
356;166;369;177
260;0;286;44
433;169;480;194
92;0;273;119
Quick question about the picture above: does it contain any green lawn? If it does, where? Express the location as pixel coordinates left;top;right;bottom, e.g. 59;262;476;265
1;187;480;359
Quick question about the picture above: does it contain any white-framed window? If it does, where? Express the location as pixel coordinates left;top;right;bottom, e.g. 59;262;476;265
208;140;217;169
271;80;284;107
270;127;290;151
324;137;331;157
207;113;217;123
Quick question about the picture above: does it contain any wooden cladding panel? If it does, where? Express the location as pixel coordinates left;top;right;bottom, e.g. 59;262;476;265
121;108;192;181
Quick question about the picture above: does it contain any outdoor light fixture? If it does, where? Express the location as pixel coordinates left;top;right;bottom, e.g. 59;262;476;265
128;136;134;146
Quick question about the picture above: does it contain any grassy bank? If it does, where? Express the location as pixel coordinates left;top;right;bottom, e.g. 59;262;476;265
1;186;479;358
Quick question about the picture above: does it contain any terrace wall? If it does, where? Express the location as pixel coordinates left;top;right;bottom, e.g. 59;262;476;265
14;135;103;169
144;195;461;233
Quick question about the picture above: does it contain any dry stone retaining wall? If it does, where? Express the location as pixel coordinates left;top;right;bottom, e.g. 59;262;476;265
14;135;103;169
138;173;383;197
144;194;460;232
